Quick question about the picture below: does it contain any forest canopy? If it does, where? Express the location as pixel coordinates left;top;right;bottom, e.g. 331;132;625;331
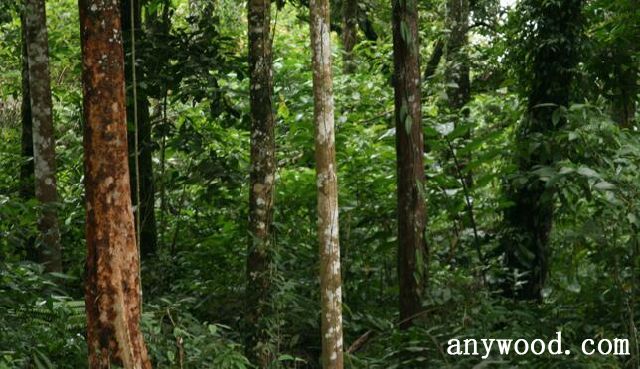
0;0;639;368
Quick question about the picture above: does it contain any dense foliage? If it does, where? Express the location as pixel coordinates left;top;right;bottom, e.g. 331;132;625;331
0;0;638;367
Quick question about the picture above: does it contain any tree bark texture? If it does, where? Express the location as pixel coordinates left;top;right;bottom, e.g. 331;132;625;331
19;11;37;261
502;0;582;301
391;0;427;328
246;0;277;367
121;0;158;257
24;0;62;273
341;0;357;73
310;0;344;368
79;0;152;367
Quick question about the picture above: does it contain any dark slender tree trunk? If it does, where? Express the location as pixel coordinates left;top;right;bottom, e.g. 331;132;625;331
391;0;427;328
423;39;444;81
502;0;582;301
246;0;276;367
445;0;471;112
310;0;344;367
19;11;37;261
24;0;62;273
121;0;158;257
342;0;357;73
445;0;473;191
611;50;637;129
79;0;152;367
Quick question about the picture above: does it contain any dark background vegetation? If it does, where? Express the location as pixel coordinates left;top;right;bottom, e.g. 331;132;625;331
1;0;639;367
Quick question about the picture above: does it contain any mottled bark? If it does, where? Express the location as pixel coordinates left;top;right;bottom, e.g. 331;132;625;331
391;0;427;328
121;0;158;257
341;0;357;73
502;0;582;301
445;0;470;111
79;0;152;367
19;11;37;261
24;0;62;273
246;0;276;367
310;0;344;368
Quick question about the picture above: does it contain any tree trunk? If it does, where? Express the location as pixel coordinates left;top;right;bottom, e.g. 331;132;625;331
341;0;357;73
310;0;344;368
79;0;152;367
391;0;427;329
611;50;637;129
24;0;62;273
502;0;582;301
445;0;470;112
445;0;473;192
246;0;276;367
19;11;37;262
121;0;158;257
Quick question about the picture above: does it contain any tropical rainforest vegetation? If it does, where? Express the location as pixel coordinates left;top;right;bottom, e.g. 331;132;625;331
0;0;639;368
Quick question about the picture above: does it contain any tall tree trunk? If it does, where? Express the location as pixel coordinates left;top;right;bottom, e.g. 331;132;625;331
445;0;470;112
246;0;276;367
310;0;344;368
24;0;62;273
445;0;473;194
391;0;427;328
19;11;37;262
341;0;357;73
79;0;152;367
611;50;637;129
121;0;158;257
502;0;582;301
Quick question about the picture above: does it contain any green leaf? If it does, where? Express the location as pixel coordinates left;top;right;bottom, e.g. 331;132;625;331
576;166;600;179
594;181;615;190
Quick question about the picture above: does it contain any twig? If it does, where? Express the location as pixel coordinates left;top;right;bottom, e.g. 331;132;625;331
166;308;185;369
444;137;487;284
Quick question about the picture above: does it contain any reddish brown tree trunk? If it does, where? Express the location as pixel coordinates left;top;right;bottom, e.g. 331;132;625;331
79;0;152;367
310;0;344;367
391;0;427;328
24;0;62;273
246;0;276;367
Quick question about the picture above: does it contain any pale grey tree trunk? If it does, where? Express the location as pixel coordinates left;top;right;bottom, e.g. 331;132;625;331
24;0;62;273
310;0;344;367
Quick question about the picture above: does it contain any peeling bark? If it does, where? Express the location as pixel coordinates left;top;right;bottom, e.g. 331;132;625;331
79;0;152;367
246;0;277;367
310;0;344;368
391;0;427;328
341;0;357;73
24;0;62;273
